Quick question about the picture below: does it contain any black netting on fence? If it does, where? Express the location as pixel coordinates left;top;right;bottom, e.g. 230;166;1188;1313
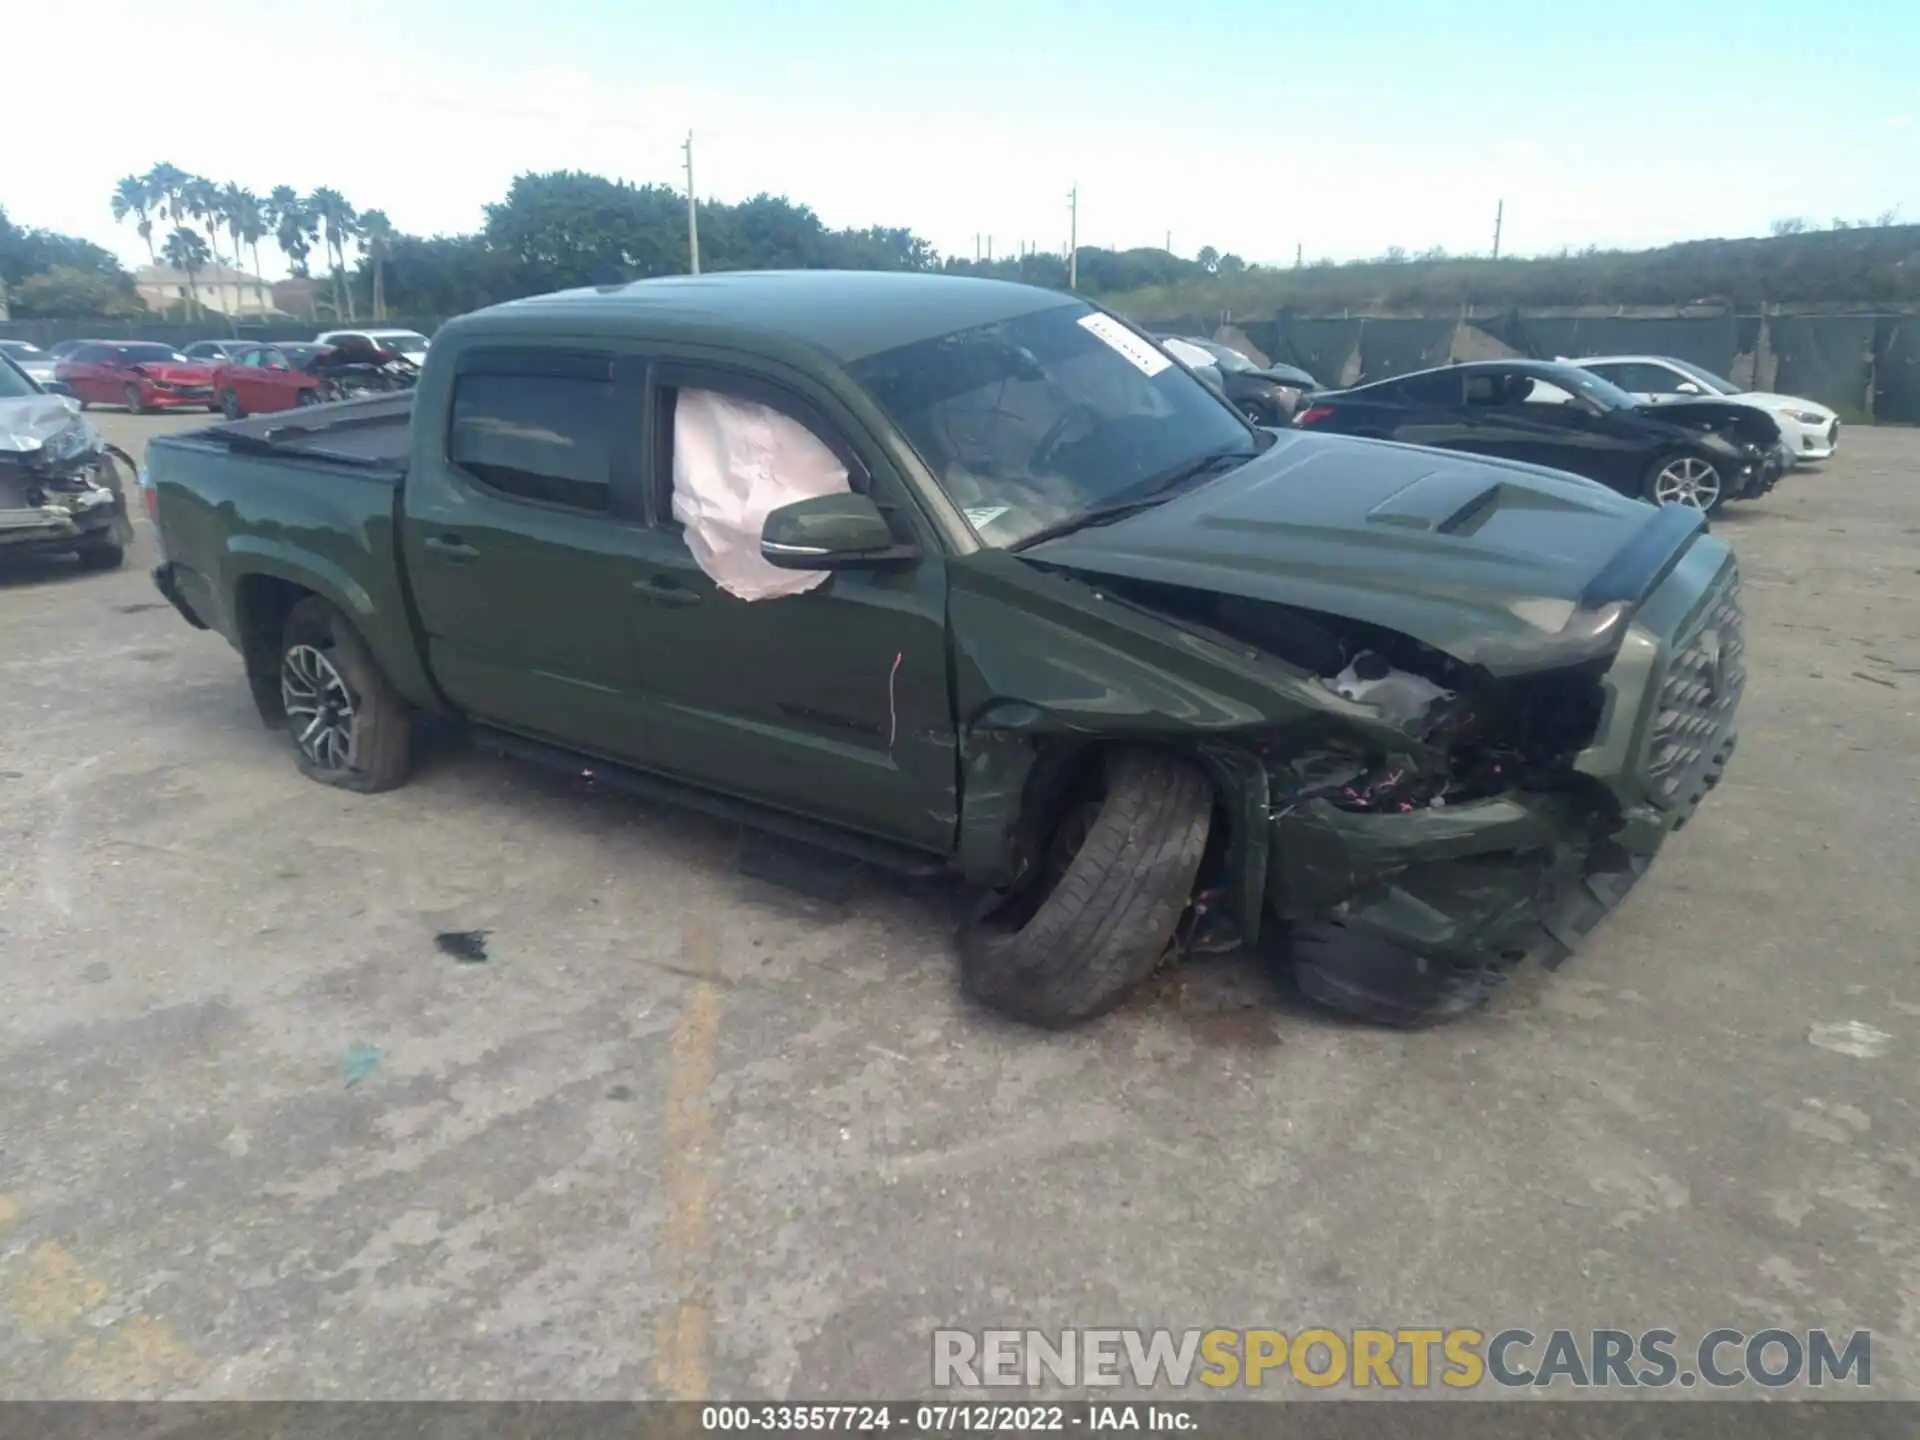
1269;318;1364;388
1873;316;1920;424
1767;314;1877;421
1356;319;1457;382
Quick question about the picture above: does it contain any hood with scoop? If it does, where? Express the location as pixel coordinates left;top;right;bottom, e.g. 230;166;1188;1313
1023;429;1711;676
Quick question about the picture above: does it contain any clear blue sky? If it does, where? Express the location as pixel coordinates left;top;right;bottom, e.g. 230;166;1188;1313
14;0;1916;273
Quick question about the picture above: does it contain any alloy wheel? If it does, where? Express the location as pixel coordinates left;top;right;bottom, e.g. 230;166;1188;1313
1652;456;1722;510
281;644;357;771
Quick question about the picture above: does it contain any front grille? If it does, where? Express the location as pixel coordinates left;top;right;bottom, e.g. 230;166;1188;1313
1645;565;1745;807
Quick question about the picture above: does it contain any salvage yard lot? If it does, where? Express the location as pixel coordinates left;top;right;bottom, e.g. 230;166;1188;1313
3;414;1917;1399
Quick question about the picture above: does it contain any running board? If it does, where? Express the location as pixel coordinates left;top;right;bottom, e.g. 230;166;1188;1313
469;726;952;878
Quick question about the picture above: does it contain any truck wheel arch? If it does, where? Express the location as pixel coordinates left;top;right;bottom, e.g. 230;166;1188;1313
235;574;323;726
958;713;1268;946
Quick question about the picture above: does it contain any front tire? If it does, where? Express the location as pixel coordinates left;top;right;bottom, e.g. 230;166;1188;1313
1644;451;1725;515
219;388;244;420
958;748;1213;1028
123;383;147;416
277;598;412;793
75;540;124;571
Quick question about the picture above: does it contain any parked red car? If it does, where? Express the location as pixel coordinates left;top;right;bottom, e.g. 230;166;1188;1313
210;343;333;418
54;342;219;415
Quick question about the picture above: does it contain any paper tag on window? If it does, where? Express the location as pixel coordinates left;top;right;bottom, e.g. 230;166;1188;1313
962;505;1010;529
1077;314;1172;377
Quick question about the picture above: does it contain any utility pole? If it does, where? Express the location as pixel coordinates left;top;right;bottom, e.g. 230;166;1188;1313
986;236;993;262
1165;229;1172;253
1295;242;1303;269
974;234;981;262
1491;199;1504;261
684;131;701;274
1067;185;1078;290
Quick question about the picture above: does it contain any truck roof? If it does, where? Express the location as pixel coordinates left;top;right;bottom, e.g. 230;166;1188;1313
464;270;1082;364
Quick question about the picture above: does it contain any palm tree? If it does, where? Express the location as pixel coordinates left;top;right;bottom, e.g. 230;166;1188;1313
308;187;359;321
265;186;314;279
180;176;227;268
223;184;269;312
161;227;211;320
144;163;190;235
359;208;394;320
110;175;156;263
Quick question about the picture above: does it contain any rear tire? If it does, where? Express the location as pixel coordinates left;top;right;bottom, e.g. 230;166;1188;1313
123;383;147;416
277;598;412;793
958;748;1213;1028
219;388;244;420
296;387;323;407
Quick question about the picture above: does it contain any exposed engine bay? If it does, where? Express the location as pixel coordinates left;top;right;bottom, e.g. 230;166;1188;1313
1098;576;1612;817
1642;397;1791;494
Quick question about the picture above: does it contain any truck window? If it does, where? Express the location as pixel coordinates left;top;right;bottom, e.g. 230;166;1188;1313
448;372;614;512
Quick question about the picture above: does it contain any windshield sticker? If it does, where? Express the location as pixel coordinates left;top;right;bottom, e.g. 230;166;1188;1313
1077;314;1172;377
962;505;1010;529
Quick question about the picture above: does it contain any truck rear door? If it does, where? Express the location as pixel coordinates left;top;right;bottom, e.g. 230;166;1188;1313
399;346;657;759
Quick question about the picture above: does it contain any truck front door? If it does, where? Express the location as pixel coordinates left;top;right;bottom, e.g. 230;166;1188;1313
618;358;959;857
399;346;656;760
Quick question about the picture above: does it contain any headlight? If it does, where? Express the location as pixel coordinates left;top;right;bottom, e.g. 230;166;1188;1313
43;418;101;461
1781;408;1824;425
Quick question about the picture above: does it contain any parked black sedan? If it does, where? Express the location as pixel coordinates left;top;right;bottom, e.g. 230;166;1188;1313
1292;360;1783;514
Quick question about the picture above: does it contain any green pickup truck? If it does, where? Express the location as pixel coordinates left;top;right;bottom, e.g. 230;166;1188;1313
147;271;1744;1028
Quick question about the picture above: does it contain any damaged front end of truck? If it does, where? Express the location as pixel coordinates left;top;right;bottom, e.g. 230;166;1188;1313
953;446;1745;1026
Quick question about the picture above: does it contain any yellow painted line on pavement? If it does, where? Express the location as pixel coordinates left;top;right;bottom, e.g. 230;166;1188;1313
8;1243;107;1332
655;913;723;1401
0;1200;210;1395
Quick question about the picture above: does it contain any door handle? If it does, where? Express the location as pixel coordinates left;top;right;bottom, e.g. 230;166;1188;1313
632;575;702;607
423;534;479;563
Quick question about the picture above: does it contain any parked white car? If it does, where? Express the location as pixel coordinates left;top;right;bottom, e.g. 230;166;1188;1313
314;328;431;363
1564;354;1839;463
0;339;60;386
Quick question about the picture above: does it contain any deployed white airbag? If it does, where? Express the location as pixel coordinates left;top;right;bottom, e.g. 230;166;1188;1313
672;388;851;601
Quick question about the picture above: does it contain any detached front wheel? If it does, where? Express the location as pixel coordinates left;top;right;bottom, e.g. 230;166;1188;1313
278;598;412;792
959;748;1213;1028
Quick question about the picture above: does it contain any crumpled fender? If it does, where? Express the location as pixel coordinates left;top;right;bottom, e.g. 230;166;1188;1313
948;554;1417;942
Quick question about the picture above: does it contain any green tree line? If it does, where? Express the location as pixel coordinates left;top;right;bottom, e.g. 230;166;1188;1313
2;164;1915;322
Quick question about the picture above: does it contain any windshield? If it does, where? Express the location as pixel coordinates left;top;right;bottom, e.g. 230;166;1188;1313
375;333;429;353
1667;358;1741;395
0;355;40;399
1195;340;1257;373
848;303;1254;550
117;344;191;364
0;341;45;360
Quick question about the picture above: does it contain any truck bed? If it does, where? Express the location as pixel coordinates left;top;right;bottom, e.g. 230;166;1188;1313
145;391;441;715
204;392;415;472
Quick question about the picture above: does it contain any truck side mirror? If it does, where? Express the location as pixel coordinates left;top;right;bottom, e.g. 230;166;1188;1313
761;493;918;570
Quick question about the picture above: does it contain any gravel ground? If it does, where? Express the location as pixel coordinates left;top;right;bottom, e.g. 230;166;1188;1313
2;411;1916;1403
